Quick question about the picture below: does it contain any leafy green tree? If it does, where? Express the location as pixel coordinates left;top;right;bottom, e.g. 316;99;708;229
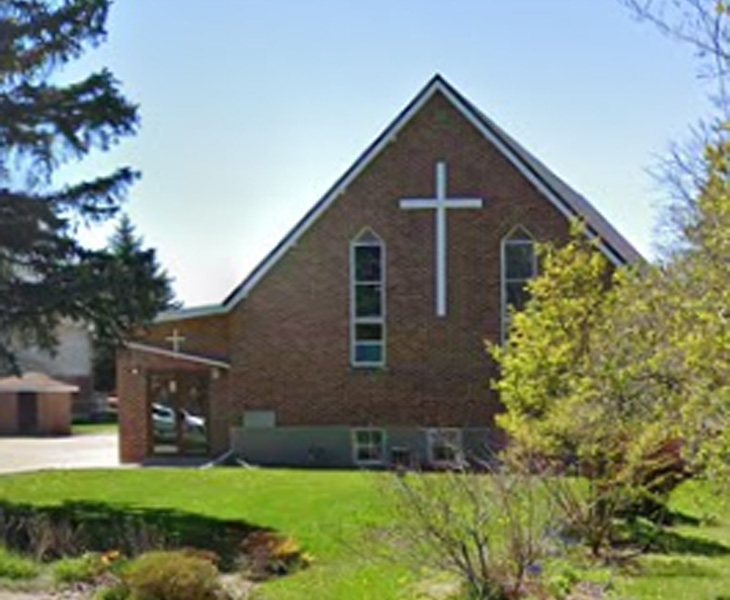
489;0;730;558
0;0;139;374
491;232;612;456
490;228;690;554
656;136;730;480
622;1;730;480
92;215;177;392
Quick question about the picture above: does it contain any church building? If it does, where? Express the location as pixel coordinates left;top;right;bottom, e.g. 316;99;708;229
117;75;640;467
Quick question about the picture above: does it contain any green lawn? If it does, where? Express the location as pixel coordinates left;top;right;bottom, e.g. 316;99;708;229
0;469;412;600
71;421;119;435
0;470;729;599
615;479;730;599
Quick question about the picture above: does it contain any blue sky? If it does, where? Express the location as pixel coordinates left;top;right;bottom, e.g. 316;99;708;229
61;1;710;306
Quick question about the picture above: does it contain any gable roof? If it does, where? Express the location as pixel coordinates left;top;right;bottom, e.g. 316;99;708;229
0;372;78;393
157;74;642;323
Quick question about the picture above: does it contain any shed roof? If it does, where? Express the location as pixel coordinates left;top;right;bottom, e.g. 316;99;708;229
0;372;79;393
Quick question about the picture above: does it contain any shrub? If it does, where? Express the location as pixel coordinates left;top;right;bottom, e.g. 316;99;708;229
381;466;558;600
0;546;39;580
94;582;130;600
54;552;107;584
123;550;221;600
0;500;255;568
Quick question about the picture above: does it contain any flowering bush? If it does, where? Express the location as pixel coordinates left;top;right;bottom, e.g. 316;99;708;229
239;532;311;580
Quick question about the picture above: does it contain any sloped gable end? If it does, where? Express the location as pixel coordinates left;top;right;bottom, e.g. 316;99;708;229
157;75;640;322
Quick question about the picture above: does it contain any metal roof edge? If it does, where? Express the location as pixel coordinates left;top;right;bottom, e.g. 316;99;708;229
125;342;231;370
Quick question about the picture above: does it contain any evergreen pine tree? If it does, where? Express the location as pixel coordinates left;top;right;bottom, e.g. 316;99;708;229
0;0;139;373
92;215;177;391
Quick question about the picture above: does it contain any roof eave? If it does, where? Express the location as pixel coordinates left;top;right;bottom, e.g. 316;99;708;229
125;342;231;370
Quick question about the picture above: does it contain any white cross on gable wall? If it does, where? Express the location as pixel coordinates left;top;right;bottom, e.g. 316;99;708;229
399;161;483;317
165;329;186;353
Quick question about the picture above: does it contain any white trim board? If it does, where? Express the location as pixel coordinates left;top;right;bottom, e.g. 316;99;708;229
157;74;642;323
126;342;231;370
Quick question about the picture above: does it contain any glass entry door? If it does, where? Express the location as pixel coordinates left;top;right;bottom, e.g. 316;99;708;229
148;373;209;456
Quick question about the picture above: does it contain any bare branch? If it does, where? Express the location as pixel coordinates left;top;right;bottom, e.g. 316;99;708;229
622;0;730;116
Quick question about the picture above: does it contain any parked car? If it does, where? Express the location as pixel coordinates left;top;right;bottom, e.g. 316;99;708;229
151;403;205;438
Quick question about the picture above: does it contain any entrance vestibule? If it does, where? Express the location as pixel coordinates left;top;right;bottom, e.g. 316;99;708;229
147;372;209;456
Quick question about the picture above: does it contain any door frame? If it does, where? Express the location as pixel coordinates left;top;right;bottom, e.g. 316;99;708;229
146;370;210;457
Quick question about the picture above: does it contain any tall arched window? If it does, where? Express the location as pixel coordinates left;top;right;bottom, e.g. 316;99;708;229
501;226;537;339
350;228;386;367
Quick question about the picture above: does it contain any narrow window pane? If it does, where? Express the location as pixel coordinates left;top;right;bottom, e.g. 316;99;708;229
506;281;531;311
433;443;457;463
355;343;383;363
355;246;382;281
358;445;380;462
356;284;382;317
430;430;462;463
351;233;385;367
505;243;535;279
356;323;383;341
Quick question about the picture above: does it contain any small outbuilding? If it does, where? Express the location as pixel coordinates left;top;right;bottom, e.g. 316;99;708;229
0;372;77;436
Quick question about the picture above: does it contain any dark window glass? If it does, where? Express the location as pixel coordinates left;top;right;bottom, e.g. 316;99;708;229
356;323;383;341
355;284;382;317
355;343;383;363
505;242;535;279
356;430;382;445
430;430;462;463
352;234;385;366
506;281;531;311
358;445;382;461
355;430;384;461
355;246;382;281
432;442;458;463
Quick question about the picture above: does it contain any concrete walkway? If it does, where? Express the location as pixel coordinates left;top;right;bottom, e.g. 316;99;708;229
0;433;119;474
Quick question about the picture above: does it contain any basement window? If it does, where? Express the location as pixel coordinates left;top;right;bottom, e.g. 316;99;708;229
352;428;386;465
427;428;464;467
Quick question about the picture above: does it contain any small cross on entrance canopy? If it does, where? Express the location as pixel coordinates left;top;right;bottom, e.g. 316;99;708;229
399;161;484;317
165;329;186;353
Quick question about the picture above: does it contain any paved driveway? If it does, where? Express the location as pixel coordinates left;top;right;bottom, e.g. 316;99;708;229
0;433;119;474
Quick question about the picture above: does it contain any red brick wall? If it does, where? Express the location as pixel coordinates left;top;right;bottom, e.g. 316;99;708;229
140;314;230;359
227;92;570;428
